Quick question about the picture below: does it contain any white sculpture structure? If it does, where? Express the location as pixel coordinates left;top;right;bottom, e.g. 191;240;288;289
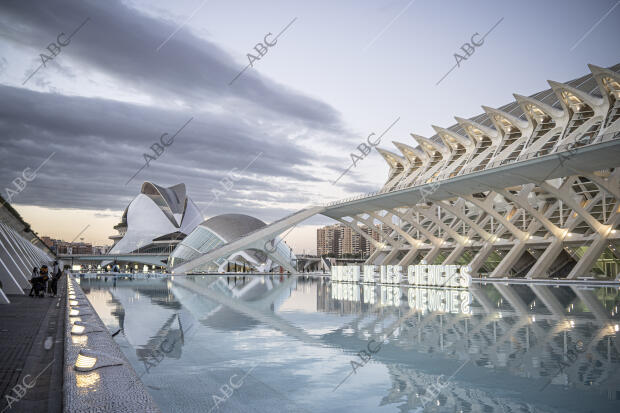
173;63;620;280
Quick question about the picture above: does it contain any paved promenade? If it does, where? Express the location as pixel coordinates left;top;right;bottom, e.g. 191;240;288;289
0;281;65;413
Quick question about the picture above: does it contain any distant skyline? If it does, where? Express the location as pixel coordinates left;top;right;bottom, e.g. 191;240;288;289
1;0;619;253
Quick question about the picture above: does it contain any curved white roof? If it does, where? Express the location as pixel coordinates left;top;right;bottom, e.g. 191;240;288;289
199;214;266;242
110;182;203;254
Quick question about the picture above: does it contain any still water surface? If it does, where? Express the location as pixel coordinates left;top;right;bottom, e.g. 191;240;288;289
80;274;620;412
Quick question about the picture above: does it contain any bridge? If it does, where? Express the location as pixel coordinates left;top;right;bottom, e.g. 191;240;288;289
58;253;168;267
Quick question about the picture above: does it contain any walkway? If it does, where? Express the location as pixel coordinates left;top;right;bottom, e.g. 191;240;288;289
0;280;65;412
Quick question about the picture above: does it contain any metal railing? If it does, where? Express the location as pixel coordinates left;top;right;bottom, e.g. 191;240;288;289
325;130;620;208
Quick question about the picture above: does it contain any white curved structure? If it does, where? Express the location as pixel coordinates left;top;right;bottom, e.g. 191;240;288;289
325;63;620;279
168;213;296;273
109;182;202;255
174;63;620;280
0;216;55;302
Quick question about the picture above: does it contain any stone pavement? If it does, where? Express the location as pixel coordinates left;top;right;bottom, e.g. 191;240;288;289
0;279;65;412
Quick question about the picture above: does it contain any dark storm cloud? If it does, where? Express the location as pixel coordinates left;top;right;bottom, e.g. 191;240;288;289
0;0;375;220
0;0;342;130
0;84;332;211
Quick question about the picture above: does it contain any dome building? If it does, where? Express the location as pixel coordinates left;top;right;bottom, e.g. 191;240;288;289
168;213;296;273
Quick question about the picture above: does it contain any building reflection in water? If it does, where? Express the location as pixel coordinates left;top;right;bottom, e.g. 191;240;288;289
323;281;620;412
80;274;620;412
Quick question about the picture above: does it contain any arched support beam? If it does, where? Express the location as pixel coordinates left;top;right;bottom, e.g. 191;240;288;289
0;287;9;304
548;80;608;146
388;208;448;264
581;171;620;199
367;211;420;249
392;141;427;189
388;209;442;247
519;177;605;278
537;180;606;234
436;200;494;241
368;211;428;266
377;149;409;192
334;217;383;250
526;238;564;279
23;235;46;265
0;254;24;295
409;134;450;183
334;217;385;265
401;205;467;246
567;204;619;279
0;225;31;281
461;194;526;276
0;230;30;287
496;187;564;239
339;216;402;264
0;223;38;269
462;194;528;241
350;214;401;249
370;209;433;266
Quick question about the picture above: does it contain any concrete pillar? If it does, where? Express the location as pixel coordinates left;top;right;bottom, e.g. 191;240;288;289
23;237;42;261
490;240;527;278
0;255;24;294
468;243;494;276
568;215;619;279
0;233;30;287
397;247;419;266
22;235;45;265
21;237;41;266
526;238;564;279
0;287;9;304
2;225;39;268
443;244;466;265
365;248;386;265
0;227;30;282
379;246;401;265
0;226;30;271
422;245;442;264
11;237;37;268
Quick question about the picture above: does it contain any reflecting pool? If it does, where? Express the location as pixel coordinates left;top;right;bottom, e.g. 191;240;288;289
80;274;620;412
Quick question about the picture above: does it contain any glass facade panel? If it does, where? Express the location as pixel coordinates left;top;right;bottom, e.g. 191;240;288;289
170;228;296;272
168;226;225;269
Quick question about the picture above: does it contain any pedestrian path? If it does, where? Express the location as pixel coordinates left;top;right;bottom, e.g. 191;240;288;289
0;282;65;412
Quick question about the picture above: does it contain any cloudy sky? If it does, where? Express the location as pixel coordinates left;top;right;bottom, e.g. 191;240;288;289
0;0;618;253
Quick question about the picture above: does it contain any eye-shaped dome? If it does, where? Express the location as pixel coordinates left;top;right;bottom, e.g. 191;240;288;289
168;214;295;273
